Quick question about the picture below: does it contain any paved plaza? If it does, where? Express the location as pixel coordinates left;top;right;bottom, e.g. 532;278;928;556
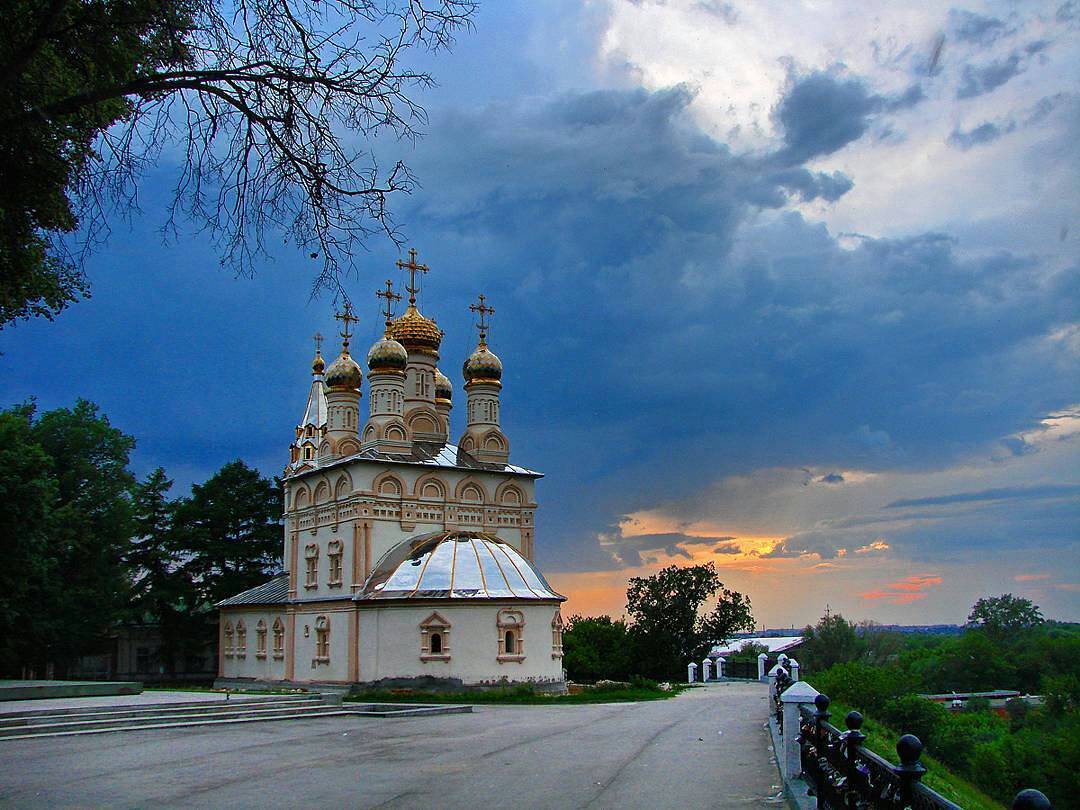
0;682;781;809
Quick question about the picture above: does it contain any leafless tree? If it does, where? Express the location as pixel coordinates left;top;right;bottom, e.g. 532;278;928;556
10;0;476;295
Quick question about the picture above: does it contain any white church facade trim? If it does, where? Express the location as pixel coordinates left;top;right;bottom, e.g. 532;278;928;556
217;252;566;690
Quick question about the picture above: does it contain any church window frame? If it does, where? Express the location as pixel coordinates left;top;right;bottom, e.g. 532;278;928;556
235;620;247;658
327;540;344;587
314;615;331;663
551;612;564;659
304;543;319;588
256;620;268;658
272;618;285;659
223;621;234;658
497;609;525;663
419;612;451;662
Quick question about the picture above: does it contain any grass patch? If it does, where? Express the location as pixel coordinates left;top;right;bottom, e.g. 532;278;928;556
346;683;682;705
828;701;1004;810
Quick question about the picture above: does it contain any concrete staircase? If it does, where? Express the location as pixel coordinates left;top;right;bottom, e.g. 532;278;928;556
0;694;473;741
0;695;349;740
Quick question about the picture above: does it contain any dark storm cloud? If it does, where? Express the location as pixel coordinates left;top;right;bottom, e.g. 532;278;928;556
602;532;737;567
885;484;1080;509
401;82;1076;572
957;53;1023;98
948;121;1012;150
950;10;1008;46
774;73;881;163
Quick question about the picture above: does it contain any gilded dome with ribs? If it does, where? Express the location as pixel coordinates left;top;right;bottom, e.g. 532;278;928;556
389;305;443;355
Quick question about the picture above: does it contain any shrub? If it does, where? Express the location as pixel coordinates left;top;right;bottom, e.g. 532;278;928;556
811;662;907;715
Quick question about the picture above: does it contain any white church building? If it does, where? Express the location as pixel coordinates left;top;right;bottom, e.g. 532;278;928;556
217;251;566;691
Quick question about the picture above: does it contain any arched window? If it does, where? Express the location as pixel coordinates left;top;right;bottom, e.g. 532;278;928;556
420;612;451;661
304;446;314;460
327;540;344;587
497;609;525;662
223;622;234;658
272;618;285;659
304;544;319;588
315;616;330;662
236;621;247;658
256;620;268;658
551;612;564;659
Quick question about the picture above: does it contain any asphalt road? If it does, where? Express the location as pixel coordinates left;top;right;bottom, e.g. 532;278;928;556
0;682;782;809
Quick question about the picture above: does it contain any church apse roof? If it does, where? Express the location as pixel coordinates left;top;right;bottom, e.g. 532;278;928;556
358;531;564;602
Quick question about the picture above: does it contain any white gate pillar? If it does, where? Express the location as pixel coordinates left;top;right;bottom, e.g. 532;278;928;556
701;658;712;681
757;652;768;681
789;658;801;682
767;663;788;701
779;681;819;781
716;657;725;679
687;662;697;683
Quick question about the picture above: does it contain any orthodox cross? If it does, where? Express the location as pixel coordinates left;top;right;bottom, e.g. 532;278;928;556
375;279;401;330
396;248;429;305
334;302;358;351
313;332;323;355
469;294;495;345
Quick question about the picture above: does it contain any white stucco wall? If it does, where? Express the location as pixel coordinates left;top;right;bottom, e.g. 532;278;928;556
357;601;564;686
220;609;288;681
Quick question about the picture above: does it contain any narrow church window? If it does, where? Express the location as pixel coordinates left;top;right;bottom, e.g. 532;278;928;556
497;609;525;661
256;620;267;658
551;613;564;659
419;612;451;661
236;621;247;658
223;622;234;657
327;540;343;586
304;447;313;460
315;616;330;662
305;544;319;588
272;618;285;659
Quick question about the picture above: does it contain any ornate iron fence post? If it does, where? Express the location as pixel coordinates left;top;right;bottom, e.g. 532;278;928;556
813;692;831;751
893;734;927;806
842;710;865;764
1012;789;1053;809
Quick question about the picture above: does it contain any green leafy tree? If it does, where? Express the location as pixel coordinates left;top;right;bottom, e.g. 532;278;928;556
0;0;475;326
966;594;1044;640
562;615;633;683
625;562;753;681
0;400;135;675
0;404;56;674
799;612;862;672
173;460;282;608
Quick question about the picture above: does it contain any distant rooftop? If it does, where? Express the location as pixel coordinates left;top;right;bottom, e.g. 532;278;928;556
711;636;804;656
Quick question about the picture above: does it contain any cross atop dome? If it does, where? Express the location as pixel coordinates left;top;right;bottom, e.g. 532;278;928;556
334;302;358;351
469;293;495;347
376;279;402;333
397;248;430;306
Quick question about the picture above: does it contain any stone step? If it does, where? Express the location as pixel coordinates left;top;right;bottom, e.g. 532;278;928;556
0;695;321;725
0;708;354;747
0;703;472;741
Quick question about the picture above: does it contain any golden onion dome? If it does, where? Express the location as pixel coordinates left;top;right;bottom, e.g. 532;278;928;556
389;304;443;355
367;335;408;373
324;351;362;391
312;351;325;375
463;343;503;385
435;369;453;402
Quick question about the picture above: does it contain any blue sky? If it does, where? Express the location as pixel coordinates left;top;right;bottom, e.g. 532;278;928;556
2;0;1077;626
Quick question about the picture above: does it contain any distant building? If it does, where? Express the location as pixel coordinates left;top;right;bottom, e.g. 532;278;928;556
710;636;804;658
217;253;566;690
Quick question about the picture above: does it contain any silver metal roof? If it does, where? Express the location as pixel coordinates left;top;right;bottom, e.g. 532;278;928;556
300;376;327;430
358;531;564;602
217;574;289;607
299;440;542;478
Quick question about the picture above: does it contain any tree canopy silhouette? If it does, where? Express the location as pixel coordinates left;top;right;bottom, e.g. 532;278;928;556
0;0;476;325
